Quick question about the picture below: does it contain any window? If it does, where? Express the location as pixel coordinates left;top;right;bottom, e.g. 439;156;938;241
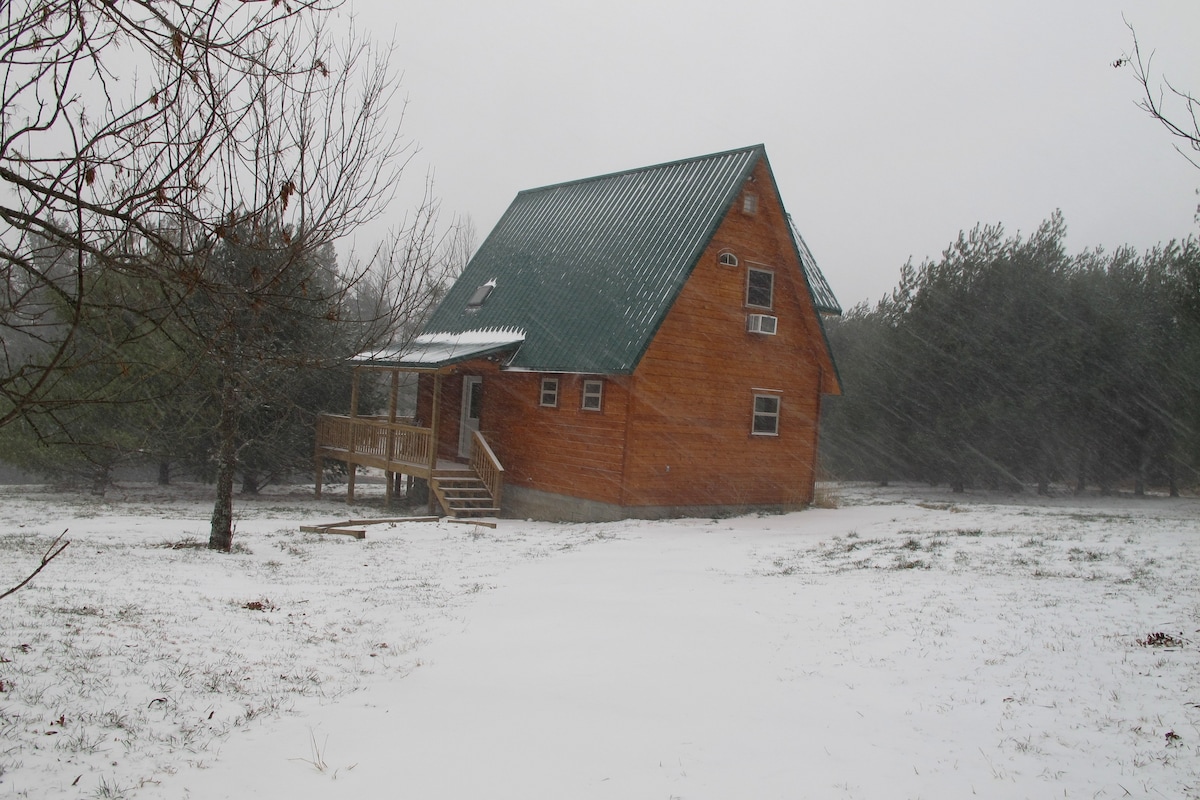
540;377;559;407
752;394;780;436
581;379;603;411
466;279;496;310
718;250;738;267
742;192;758;215
746;267;774;309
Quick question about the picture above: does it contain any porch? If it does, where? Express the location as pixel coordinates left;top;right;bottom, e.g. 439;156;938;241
314;367;505;518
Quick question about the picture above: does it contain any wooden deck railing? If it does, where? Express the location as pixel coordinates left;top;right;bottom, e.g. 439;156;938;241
469;429;505;509
316;414;433;470
317;414;505;512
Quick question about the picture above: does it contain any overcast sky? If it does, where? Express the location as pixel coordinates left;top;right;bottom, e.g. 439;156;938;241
348;0;1200;309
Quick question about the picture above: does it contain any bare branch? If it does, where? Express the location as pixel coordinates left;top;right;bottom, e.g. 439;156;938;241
1118;21;1200;171
0;530;69;601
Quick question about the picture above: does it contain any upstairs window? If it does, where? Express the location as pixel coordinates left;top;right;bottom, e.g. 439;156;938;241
742;192;758;215
540;377;559;408
746;267;774;309
581;379;604;411
718;250;739;267
752;394;781;436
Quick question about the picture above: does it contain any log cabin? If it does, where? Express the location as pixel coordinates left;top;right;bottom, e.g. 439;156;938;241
315;145;841;521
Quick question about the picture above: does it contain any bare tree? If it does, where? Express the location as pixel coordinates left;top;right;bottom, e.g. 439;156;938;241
2;3;450;550
1116;22;1200;172
0;1;342;429
157;25;446;551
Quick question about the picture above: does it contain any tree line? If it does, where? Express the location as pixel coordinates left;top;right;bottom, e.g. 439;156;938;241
819;212;1200;495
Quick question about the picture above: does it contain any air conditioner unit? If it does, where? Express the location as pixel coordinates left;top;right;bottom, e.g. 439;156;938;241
747;314;778;335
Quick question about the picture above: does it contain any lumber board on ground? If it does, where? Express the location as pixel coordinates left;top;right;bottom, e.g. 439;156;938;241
445;518;498;529
300;526;366;539
308;516;440;529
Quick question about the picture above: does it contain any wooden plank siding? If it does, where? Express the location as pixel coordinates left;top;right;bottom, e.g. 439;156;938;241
621;159;826;508
417;368;632;506
487;373;630;505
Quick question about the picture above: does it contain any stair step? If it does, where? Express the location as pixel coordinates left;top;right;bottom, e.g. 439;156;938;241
432;473;498;519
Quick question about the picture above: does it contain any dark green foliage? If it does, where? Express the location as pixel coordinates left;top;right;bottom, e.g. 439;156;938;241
0;252;190;492
821;214;1200;494
171;226;357;496
0;223;368;502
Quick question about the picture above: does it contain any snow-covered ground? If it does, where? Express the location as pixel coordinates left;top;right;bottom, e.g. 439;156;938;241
1;481;1198;799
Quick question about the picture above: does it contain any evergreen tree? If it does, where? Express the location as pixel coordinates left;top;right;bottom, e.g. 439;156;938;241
820;214;1199;496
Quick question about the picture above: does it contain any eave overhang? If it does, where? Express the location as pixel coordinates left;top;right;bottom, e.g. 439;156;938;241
352;328;525;371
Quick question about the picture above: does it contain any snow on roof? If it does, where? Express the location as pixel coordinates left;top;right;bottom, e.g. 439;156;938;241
353;327;526;369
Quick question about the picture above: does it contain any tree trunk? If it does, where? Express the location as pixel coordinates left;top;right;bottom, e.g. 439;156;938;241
157;461;171;485
241;472;260;495
91;464;110;497
209;378;238;551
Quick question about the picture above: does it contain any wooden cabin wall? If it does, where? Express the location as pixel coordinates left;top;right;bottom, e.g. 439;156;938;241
417;366;631;506
621;159;826;508
482;372;631;506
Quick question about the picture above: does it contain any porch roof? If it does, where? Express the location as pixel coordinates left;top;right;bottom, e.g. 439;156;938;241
352;328;525;370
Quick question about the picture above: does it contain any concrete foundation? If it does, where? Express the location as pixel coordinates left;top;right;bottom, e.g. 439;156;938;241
501;484;805;523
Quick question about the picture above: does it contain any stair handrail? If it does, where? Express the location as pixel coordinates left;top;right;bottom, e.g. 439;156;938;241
469;430;504;510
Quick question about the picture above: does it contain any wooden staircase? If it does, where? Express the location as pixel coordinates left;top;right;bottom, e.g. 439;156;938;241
431;470;500;518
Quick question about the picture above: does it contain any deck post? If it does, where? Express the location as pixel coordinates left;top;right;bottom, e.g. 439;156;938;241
428;373;443;515
385;369;399;507
347;366;361;503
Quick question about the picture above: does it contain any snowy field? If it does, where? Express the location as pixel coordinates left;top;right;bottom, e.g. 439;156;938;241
1;481;1198;799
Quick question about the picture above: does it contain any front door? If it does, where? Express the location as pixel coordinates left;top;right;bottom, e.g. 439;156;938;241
458;376;482;458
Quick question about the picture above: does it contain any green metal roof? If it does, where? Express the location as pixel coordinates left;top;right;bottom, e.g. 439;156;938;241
789;216;841;315
422;145;839;373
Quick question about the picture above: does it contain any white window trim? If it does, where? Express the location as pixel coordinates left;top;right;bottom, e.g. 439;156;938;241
581;379;604;411
746;267;774;310
540;377;559;408
718;250;739;267
752;393;781;436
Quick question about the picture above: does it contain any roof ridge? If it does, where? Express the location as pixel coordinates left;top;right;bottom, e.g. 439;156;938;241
515;144;765;197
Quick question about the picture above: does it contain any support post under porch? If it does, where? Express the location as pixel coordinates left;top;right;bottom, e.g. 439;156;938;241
346;366;361;503
428;373;442;516
384;369;399;507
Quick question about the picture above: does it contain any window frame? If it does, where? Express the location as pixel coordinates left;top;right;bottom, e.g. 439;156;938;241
746;267;774;309
539;377;559;408
581;379;604;412
751;393;781;436
718;250;739;267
